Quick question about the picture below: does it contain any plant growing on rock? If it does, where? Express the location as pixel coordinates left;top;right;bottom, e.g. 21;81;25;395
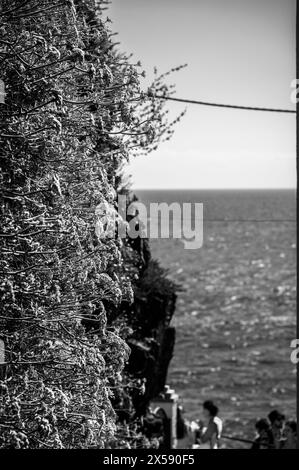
0;0;184;448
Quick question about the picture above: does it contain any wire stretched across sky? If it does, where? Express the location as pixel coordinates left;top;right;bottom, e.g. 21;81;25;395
152;94;297;114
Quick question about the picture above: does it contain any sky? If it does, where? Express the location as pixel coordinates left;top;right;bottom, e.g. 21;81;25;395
108;0;296;189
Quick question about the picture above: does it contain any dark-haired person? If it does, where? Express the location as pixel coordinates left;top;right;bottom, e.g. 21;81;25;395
268;410;285;449
252;419;274;449
280;420;297;449
196;401;223;449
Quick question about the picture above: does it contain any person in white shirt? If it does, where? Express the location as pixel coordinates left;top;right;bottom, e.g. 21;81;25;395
196;400;223;449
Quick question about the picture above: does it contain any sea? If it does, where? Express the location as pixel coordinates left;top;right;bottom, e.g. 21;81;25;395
134;189;297;448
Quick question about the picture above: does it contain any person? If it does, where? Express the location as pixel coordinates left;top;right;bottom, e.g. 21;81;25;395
280;420;297;449
196;401;222;449
268;410;285;449
251;419;274;449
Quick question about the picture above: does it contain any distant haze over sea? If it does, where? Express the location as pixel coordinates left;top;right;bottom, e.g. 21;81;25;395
134;188;296;222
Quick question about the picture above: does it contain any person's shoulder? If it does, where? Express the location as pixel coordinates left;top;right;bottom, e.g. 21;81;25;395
213;416;222;424
213;416;223;429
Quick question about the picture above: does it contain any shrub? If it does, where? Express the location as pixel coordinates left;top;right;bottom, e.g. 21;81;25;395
0;0;183;448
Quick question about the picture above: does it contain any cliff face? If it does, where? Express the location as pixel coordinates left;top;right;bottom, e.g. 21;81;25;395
127;282;176;415
113;233;179;419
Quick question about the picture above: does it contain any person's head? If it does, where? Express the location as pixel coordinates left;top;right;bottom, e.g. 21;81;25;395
203;400;219;419
284;420;297;437
268;410;285;429
255;418;270;434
